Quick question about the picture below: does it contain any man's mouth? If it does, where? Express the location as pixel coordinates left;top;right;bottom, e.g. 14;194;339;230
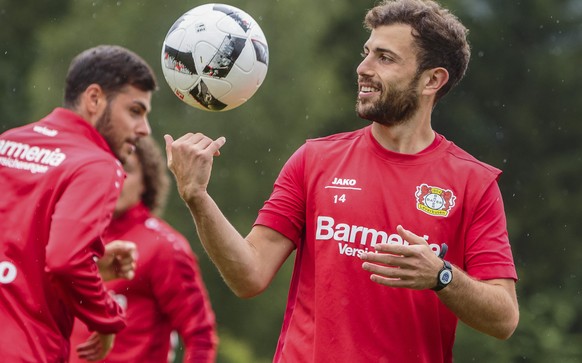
360;85;380;93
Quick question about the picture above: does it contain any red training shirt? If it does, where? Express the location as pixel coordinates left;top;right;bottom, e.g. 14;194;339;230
70;203;218;363
255;125;517;363
0;108;127;362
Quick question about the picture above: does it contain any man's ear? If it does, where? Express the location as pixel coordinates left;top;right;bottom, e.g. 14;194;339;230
421;67;449;97
78;84;107;125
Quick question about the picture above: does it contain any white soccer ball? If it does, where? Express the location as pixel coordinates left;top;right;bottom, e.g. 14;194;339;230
161;3;269;112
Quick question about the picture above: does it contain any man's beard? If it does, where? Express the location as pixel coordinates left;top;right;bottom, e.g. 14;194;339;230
95;104;124;162
356;73;421;126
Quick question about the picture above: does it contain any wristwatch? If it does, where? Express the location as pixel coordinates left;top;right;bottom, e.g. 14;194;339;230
432;260;453;291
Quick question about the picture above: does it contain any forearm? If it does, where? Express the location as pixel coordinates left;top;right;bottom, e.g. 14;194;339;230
182;335;217;363
437;267;519;339
165;133;293;297
185;191;264;297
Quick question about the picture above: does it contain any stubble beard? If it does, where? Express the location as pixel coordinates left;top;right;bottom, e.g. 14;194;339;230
95;104;126;163
356;74;421;127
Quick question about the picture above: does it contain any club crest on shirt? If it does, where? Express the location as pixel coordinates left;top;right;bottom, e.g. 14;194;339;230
415;184;456;217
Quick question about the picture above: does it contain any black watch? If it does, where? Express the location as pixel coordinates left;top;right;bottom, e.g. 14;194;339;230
432;260;453;291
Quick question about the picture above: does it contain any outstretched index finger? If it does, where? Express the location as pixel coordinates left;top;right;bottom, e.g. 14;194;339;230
396;225;429;246
211;136;226;157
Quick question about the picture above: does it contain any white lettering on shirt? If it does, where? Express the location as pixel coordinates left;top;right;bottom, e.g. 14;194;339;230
316;215;443;258
0;139;66;174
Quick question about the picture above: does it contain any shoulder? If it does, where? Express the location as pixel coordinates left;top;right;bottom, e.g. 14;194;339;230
443;140;502;179
142;217;193;253
296;127;367;161
305;128;366;147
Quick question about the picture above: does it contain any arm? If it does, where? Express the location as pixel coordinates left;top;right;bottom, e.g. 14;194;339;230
46;160;126;333
361;225;519;339
437;268;518;339
151;230;217;363
164;133;294;298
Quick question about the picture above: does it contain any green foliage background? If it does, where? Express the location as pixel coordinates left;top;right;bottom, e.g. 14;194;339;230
1;0;582;361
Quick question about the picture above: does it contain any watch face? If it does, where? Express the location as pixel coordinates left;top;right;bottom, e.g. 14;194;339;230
439;270;452;284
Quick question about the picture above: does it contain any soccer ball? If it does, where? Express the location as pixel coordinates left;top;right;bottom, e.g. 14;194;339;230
161;3;269;112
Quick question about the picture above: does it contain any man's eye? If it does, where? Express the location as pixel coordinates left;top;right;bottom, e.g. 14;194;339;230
360;52;368;58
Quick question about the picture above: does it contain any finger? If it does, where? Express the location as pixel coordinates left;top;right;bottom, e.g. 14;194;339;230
107;240;136;254
116;270;135;280
115;257;136;279
116;255;136;266
164;134;174;166
369;274;410;288
111;245;138;265
83;348;103;362
123;270;135;280
117;260;136;275
361;250;405;265
211;136;226;156
76;339;101;360
396;225;428;246
370;243;412;256
362;261;406;282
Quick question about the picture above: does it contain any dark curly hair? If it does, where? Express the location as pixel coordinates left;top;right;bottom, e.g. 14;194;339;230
365;0;470;102
134;136;170;216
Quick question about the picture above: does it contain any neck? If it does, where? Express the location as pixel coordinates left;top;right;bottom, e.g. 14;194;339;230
370;107;435;154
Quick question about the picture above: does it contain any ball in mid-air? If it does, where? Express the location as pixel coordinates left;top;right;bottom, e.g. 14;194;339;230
161;3;269;112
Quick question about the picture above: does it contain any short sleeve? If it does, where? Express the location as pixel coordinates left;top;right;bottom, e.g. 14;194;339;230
254;144;307;246
464;180;518;281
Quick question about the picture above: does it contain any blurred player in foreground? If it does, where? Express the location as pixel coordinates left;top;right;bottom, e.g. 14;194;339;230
164;0;519;362
70;136;218;363
0;45;155;362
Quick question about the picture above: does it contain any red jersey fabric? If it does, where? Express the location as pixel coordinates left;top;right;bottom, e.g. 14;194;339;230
255;125;517;363
69;203;217;363
0;108;126;362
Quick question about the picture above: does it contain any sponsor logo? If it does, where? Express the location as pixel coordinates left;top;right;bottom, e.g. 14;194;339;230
33;125;58;137
325;177;362;190
315;215;445;258
415;184;456;217
0;139;66;174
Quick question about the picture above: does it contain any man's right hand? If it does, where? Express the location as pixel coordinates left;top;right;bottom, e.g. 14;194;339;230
164;133;226;203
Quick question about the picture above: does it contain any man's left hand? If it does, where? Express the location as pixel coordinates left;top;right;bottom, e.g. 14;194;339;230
360;225;443;290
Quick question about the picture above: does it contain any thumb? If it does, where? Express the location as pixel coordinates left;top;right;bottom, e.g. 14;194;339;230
164;134;174;165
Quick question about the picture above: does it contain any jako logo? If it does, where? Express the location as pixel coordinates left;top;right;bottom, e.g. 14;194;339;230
331;178;356;186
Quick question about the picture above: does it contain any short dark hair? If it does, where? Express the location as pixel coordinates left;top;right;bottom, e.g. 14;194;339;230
365;0;470;102
64;45;157;108
134;136;170;216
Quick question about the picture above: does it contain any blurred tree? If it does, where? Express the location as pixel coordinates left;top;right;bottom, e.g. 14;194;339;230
0;0;71;131
439;0;582;361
